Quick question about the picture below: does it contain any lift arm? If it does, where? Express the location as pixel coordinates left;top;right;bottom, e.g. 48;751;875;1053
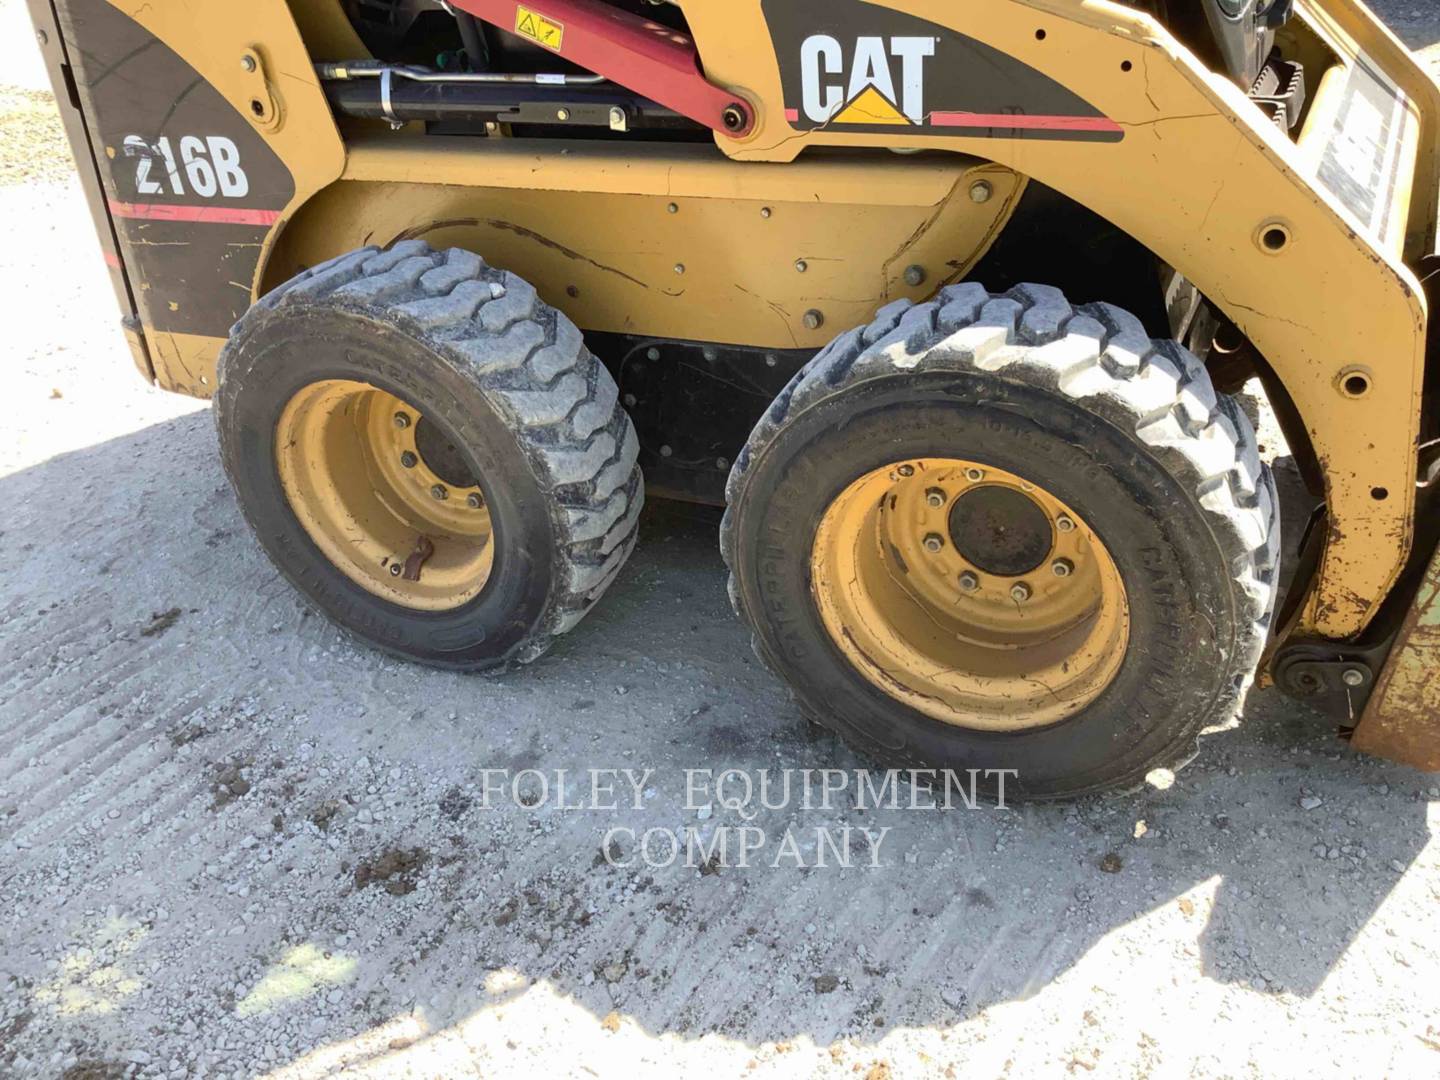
448;0;752;136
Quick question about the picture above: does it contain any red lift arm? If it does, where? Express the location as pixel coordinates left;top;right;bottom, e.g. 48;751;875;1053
449;0;753;137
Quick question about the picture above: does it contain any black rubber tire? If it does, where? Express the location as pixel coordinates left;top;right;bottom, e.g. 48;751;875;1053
215;241;642;670
721;283;1280;800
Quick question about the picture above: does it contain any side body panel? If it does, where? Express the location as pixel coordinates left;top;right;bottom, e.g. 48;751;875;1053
54;0;293;394
269;141;1026;351
45;0;345;394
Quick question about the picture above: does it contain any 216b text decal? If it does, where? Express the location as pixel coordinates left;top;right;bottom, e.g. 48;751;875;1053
122;135;250;199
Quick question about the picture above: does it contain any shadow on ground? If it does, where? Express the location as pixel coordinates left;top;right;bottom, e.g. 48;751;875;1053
0;408;1434;1074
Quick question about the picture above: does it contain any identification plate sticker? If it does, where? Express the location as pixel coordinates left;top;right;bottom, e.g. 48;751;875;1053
1316;53;1412;245
515;6;565;52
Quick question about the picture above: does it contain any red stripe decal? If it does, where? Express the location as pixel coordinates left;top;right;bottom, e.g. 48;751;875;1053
930;112;1123;133
108;200;282;226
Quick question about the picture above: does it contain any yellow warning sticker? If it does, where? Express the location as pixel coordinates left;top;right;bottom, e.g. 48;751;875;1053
514;6;565;52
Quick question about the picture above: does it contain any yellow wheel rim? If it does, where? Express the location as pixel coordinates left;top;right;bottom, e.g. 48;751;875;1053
275;379;494;611
811;458;1130;732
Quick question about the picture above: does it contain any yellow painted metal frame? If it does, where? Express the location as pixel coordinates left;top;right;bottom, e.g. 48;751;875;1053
267;140;1025;350
105;0;1439;644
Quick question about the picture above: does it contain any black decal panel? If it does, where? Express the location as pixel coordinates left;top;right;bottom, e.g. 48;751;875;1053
762;0;1122;142
55;0;295;336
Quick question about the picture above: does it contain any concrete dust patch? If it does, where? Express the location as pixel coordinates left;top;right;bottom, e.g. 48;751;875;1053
0;87;71;186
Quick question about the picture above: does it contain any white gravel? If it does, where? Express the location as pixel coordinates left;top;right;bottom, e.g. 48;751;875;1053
2;3;1439;1078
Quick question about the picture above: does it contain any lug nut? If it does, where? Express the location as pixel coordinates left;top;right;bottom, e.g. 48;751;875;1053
970;180;993;204
1051;558;1074;578
1010;582;1032;603
389;563;402;577
958;571;980;592
400;451;418;469
803;309;825;330
240;54;257;73
925;487;947;508
897;464;915;477
1056;515;1076;533
923;534;945;553
393;411;411;429
964;467;985;482
466;492;483;509
430;484;448;501
1341;668;1366;687
904;265;927;287
795;259;808;273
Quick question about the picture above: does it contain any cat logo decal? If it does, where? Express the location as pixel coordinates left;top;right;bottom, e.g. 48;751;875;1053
768;1;1123;142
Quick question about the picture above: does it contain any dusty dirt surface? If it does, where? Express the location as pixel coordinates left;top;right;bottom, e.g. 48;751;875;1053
2;3;1440;1078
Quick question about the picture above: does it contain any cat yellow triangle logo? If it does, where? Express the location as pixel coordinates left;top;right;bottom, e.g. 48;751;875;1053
833;85;913;126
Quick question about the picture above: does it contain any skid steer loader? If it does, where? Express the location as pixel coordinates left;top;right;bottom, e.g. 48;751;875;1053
27;0;1440;797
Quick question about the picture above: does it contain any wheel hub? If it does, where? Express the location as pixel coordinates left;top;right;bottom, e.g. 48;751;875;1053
414;415;478;491
275;379;493;611
809;457;1130;732
947;484;1054;577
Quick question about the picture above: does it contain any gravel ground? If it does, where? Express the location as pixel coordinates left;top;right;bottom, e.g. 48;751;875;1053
2;3;1439;1078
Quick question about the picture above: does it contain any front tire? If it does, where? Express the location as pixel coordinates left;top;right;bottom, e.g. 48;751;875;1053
722;283;1279;799
215;241;642;670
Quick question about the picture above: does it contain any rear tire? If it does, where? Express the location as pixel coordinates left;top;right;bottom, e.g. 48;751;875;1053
722;283;1280;799
215;241;642;670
